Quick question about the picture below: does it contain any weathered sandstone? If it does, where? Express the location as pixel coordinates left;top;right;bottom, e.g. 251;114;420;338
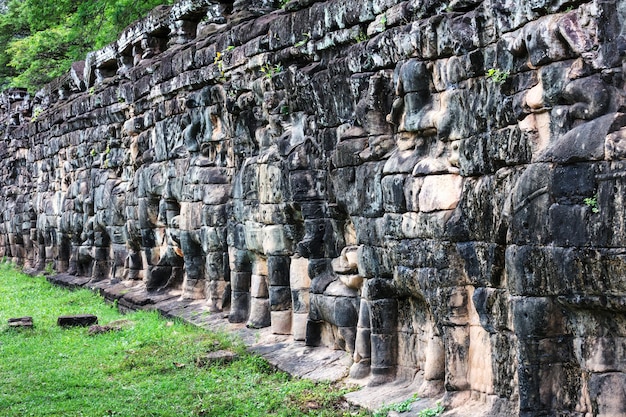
2;0;626;414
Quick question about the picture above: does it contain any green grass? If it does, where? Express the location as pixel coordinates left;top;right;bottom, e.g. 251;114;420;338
0;263;368;417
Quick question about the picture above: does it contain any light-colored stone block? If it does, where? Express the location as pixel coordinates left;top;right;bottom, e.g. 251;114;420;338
244;221;264;252
292;312;308;341
250;274;268;298
290;255;310;290
258;164;284;204
271;310;292;335
262;225;292;255
468;326;494;394
247;297;270;328
252;257;268;276
418;174;463;212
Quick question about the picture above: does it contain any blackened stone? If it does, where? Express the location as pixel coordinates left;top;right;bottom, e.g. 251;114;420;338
511;297;565;338
552;164;596;202
457;242;504;287
542;113;626;163
228;292;250;323
310;273;336;294
334;297;358;327
309;293;333;322
369;299;398;333
549;204;588;246
308;258;331;281
231;272;251;292
57;314;98;327
269;286;292;311
8;316;33;328
305;319;322;347
365;278;397;300
267;255;290;286
146;266;172;290
370;333;398;368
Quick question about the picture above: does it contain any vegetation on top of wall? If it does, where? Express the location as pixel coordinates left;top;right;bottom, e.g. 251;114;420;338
0;0;175;92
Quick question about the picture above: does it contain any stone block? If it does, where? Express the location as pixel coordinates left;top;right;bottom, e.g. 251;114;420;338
369;298;397;333
247;297;271;328
511;297;566;338
250;274;268;298
258;163;285;204
228;247;251;272
370;333;397;369
334;296;359;328
589;373;626;416
401;211;453;239
332;138;368;168
230;272;251;292
252;258;268;276
418;174;463;212
290;255;310;290
443;325;470;391
268;255;290;286
292;312;308;341
548;203;588;246
229;292;250;323
291;289;310;314
269;286;292;311
243;221;264;253
468;326;495;394
57;314;98;327
355;162;384;217
8;317;33;328
575;337;626;373
205;252;228;281
271;310;292;335
324;280;358;297
404;176;423;212
381;174;407;213
289;170;328;201
262;225;292;255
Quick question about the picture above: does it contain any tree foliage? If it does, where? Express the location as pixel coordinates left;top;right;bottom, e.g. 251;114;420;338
0;0;175;92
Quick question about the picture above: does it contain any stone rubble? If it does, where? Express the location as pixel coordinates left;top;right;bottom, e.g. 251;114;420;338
8;316;34;328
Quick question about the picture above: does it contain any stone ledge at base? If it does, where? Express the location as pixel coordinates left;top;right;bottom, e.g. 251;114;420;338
43;272;462;415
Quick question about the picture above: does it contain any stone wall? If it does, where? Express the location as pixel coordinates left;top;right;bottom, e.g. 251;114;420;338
2;0;626;415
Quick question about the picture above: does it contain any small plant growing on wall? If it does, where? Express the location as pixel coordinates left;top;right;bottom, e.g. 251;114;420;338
379;13;387;31
355;30;369;43
214;46;235;81
31;106;43;122
584;195;600;213
260;63;283;78
486;68;509;83
294;32;311;48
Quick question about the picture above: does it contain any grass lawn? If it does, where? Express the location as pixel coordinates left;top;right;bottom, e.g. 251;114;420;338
0;263;368;417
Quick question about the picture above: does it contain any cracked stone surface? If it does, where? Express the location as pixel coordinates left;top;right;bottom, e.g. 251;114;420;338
4;0;626;414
